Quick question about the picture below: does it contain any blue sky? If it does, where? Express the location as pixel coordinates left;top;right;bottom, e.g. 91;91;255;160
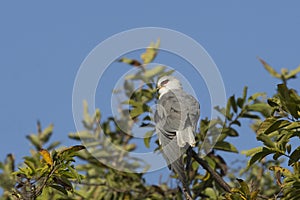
1;1;300;184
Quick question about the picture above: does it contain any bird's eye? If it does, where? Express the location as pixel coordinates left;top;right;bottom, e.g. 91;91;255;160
161;79;169;86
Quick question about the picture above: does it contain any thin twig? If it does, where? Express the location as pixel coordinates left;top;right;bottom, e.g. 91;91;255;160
191;150;231;193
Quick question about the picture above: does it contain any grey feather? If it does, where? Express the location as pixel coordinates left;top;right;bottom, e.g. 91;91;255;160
155;88;200;198
155;89;200;146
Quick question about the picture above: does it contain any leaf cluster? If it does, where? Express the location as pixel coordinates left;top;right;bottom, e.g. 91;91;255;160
0;41;300;200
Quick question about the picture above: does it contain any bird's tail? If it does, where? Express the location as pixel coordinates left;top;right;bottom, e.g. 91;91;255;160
177;160;193;200
171;153;192;200
162;137;192;199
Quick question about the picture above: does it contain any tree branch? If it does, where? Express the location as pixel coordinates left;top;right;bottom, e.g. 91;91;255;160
191;150;231;193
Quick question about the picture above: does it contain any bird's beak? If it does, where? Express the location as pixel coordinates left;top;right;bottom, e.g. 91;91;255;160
156;85;162;91
156;85;161;99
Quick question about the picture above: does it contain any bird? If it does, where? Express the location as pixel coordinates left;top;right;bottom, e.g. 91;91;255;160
154;76;200;199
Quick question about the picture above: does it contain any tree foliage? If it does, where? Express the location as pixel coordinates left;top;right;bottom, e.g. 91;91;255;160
0;40;300;199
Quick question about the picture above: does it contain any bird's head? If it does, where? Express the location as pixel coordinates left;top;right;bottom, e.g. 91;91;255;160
157;76;183;97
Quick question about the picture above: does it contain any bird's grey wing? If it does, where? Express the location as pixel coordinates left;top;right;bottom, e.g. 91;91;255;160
185;93;200;131
154;123;188;193
166;90;200;130
154;93;190;194
155;92;181;137
169;90;200;147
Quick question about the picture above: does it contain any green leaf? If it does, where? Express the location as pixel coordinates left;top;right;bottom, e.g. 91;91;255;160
264;119;290;134
231;120;241;126
236;178;250;196
59;145;86;156
276;130;290;153
226;97;232;120
285;121;300;130
250;190;259;199
269;166;292;177
285;65;300;79
202;188;217;200
24;160;36;175
289;147;300;166
242;86;248;102
256;117;278;135
236;87;248;108
125;71;143;80
237;98;244;108
290;88;300;103
247;103;271;117
83;100;93;128
273;152;283;160
39;187;51;199
229;95;238;113
257;133;275;148
68;130;95;140
241;146;263;157
140;89;155;103
94;108;101;122
141;39;160;64
215;106;232;119
278;83;290;100
123;99;143;107
286;102;300;119
267;97;281;107
49;184;68;195
240;113;260;119
124;80;134;97
40;124;53;143
67;165;81;181
130;106;144;118
222;127;239;137
158;69;175;79
144;130;155;148
247;147;274;167
26;134;41;149
216;133;227;143
144;65;166;79
287;144;292;154
47;141;61;151
204;156;216;170
213;141;238;153
248;92;266;102
259;58;281;78
124;143;136;151
118;57;142;66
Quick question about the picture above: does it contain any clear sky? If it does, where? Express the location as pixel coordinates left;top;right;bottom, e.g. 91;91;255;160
1;1;300;184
